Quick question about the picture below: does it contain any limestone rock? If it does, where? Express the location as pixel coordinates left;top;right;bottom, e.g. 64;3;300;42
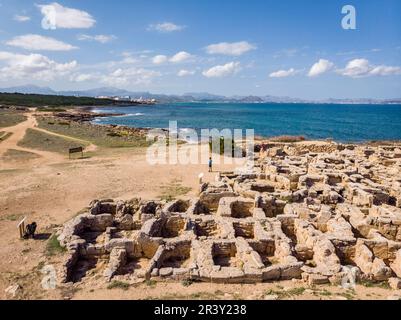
5;284;21;298
388;277;401;290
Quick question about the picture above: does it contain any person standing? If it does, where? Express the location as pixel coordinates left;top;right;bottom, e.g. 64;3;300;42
208;157;213;172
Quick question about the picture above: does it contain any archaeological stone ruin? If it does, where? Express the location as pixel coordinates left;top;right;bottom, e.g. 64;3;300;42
56;142;401;288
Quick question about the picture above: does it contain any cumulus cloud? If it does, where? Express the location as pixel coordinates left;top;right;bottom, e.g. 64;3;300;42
202;62;241;78
370;65;401;76
6;34;77;51
205;41;256;56
308;59;334;77
14;15;31;22
269;68;298;78
77;34;116;44
169;51;192;63
0;51;77;81
70;73;95;82
152;55;168;65
152;52;193;64
337;58;401;78
147;22;185;33
37;2;95;30
101;68;161;86
177;69;195;77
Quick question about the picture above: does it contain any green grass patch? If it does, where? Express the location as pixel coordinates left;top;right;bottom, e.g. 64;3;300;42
18;128;87;154
150;291;223;300
359;280;390;289
146;279;157;287
0;92;120;107
314;289;333;296
286;287;306;296
181;278;194;287
159;179;192;202
264;287;306;300
0;213;24;222
46;234;67;256
0;131;12;141
37;107;68;112
1;149;40;162
214;290;224;296
269;135;306;143
338;289;356;300
0;112;27;128
37;117;150;148
107;280;130;290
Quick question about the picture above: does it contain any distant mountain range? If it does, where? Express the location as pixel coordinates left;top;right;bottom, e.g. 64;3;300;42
1;84;401;105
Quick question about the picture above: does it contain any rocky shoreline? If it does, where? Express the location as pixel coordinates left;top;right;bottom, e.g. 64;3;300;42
44;108;401;147
45;109;160;139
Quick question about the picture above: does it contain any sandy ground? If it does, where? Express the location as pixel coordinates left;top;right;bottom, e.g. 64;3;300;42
0;112;247;299
0;112;399;300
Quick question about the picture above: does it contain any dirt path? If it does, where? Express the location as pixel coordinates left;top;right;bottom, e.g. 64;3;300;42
0;113;97;167
0;113;63;163
32;121;98;153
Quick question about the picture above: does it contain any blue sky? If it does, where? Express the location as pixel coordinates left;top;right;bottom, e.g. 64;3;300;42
0;0;400;99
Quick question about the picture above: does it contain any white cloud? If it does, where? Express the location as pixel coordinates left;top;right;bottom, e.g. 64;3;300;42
169;51;192;63
336;48;382;56
370;65;401;76
152;55;168;65
147;22;185;33
6;34;77;51
101;68;161;86
202;62;241;78
77;34;116;43
177;69;195;77
0;51;77;81
152;52;193;64
269;68;298;78
14;15;31;22
70;73;95;82
308;59;334;77
37;2;95;30
337;58;401;78
205;41;256;56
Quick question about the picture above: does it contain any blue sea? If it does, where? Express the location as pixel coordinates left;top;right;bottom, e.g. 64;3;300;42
92;103;401;142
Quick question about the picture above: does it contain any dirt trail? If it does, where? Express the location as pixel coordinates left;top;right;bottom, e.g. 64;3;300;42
0;113;97;166
0;113;62;160
32;121;98;152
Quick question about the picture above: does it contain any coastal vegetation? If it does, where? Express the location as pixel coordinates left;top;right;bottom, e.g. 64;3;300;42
0;132;12;142
107;280;130;291
37;116;150;148
159;179;192;201
0;110;27;128
0;92;119;108
269;135;306;143
1;149;40;162
46;235;67;256
18;128;88;154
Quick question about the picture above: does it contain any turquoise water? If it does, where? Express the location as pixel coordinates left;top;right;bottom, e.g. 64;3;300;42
93;103;401;142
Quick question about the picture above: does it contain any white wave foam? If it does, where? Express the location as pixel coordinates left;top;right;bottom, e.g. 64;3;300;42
114;113;144;118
